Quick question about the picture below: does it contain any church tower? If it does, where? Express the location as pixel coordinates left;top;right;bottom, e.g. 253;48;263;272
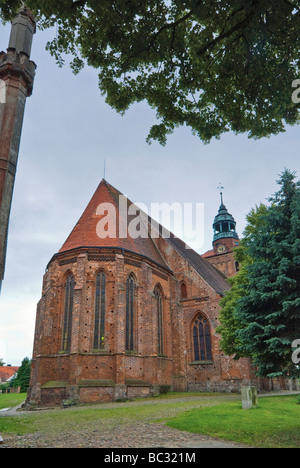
0;7;36;291
212;191;239;255
203;190;240;278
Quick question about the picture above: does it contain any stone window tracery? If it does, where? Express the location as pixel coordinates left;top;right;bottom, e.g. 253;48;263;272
93;271;106;349
192;314;213;362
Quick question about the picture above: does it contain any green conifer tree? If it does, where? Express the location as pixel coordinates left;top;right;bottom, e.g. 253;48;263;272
217;203;268;358
14;357;31;393
235;170;300;378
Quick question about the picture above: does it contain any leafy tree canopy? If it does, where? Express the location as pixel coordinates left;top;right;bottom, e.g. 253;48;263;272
1;0;300;145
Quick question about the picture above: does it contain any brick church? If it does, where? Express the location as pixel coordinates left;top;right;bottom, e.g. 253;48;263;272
27;179;260;407
0;8;289;409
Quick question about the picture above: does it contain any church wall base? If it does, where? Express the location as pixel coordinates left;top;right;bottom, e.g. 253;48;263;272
26;380;168;408
187;379;258;394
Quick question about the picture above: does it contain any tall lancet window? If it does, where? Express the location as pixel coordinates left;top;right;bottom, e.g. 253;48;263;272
126;274;136;351
154;285;164;355
93;271;106;349
62;274;75;352
192;314;213;362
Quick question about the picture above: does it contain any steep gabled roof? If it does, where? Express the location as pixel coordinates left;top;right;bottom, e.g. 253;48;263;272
59;179;170;271
59;179;230;295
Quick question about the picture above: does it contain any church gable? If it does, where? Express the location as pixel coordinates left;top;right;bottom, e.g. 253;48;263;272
58;179;170;272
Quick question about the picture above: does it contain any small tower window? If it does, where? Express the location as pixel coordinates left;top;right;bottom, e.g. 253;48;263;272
180;282;187;299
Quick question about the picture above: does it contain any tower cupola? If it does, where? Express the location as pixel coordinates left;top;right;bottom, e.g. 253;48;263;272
212;191;239;254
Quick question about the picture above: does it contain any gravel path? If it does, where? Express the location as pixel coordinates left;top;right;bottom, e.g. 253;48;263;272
1;391;297;449
1;422;243;449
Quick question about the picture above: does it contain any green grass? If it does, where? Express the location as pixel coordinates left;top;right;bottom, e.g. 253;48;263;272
1;393;300;447
0;393;236;437
0;393;26;410
166;395;300;448
0;394;28;435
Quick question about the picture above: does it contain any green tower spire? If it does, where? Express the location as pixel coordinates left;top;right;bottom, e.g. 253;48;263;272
212;187;239;254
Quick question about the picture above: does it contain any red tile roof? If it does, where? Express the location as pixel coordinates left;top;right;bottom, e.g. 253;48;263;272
57;179;229;295
59;179;170;270
0;366;19;382
202;249;215;258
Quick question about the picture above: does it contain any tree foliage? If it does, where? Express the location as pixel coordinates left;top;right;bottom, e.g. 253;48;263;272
1;0;300;144
218;170;300;379
217;203;268;357
14;357;31;393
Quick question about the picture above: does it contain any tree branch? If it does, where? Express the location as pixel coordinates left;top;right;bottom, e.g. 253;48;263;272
71;0;87;8
149;11;194;49
197;10;255;57
127;10;194;61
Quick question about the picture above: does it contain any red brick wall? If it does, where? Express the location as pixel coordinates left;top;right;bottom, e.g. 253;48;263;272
28;248;174;406
205;251;238;278
152;235;254;393
28;241;256;407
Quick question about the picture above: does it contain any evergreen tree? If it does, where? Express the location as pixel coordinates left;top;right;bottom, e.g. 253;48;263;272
217;203;268;358
234;170;300;378
14;357;31;393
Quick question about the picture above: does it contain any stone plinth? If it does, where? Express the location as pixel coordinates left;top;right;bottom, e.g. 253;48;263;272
241;386;258;409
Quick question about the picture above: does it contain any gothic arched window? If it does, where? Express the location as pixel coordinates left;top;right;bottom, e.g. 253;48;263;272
192;314;213;362
62;274;75;352
93;271;106;349
126;274;136;351
154;284;164;355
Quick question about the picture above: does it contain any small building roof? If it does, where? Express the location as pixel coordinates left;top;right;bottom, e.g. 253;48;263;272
0;366;19;382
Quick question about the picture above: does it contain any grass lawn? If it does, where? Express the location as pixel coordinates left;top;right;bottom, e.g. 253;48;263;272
166;395;300;448
1;393;300;447
0;393;238;438
0;393;26;410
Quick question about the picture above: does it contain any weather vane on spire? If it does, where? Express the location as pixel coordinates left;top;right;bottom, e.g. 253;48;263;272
217;183;224;206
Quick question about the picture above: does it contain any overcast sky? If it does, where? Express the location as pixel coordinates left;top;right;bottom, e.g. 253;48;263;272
0;22;300;366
